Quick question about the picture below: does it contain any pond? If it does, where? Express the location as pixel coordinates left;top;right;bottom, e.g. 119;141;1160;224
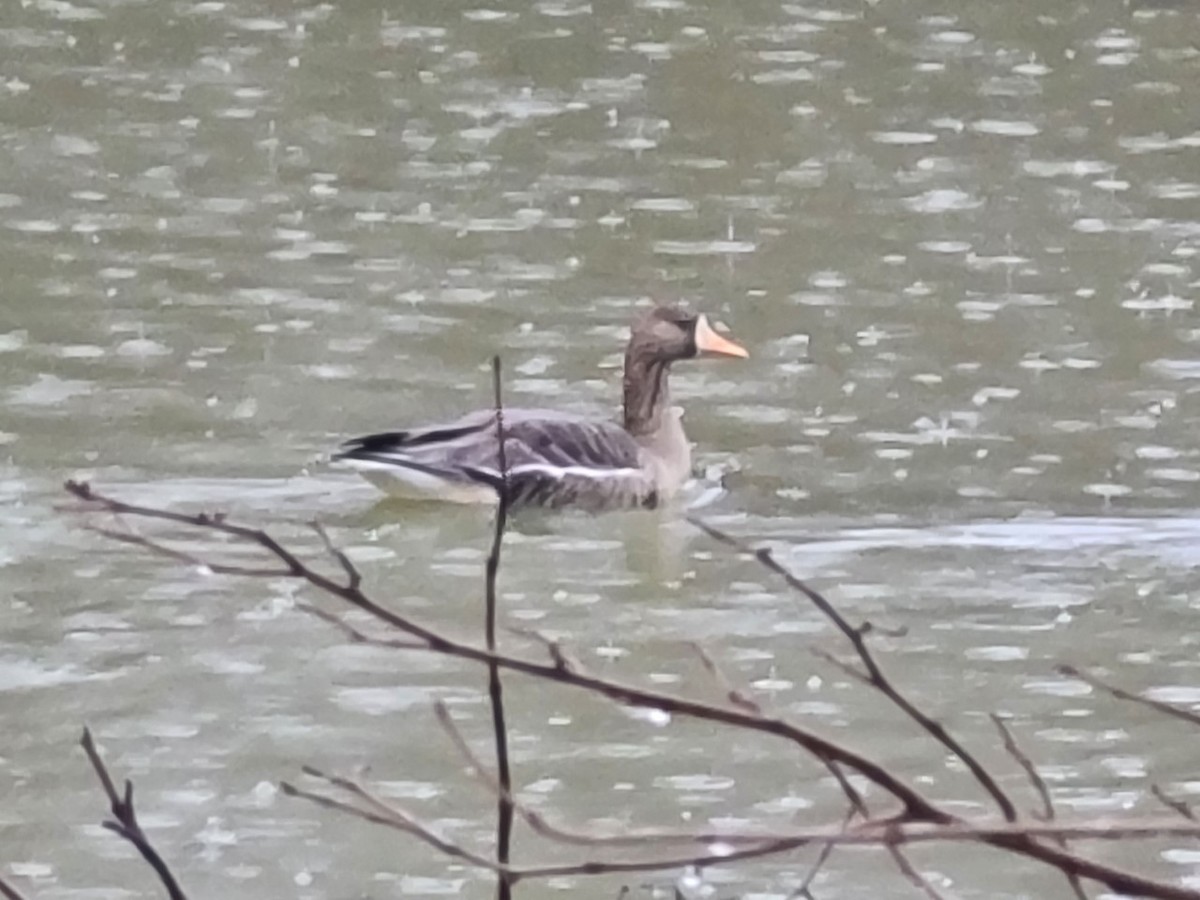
2;0;1198;898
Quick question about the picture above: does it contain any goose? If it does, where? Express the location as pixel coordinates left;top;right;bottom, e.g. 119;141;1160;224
333;305;748;510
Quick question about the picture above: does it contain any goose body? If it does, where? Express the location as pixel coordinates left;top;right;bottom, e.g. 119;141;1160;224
334;307;747;511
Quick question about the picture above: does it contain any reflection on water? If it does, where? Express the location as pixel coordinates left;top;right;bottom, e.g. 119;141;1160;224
3;0;1200;897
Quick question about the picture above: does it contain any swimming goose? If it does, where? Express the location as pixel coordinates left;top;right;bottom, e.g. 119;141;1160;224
333;306;748;510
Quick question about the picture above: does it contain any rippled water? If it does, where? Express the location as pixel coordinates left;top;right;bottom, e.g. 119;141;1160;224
3;0;1199;898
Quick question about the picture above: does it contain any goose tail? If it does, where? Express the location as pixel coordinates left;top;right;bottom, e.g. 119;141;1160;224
332;444;498;505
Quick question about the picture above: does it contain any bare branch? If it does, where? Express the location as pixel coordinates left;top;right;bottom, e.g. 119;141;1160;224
287;768;1200;875
283;766;809;883
65;482;310;579
688;642;762;714
0;875;32;900
486;355;516;900
990;715;1053;822
811;647;871;687
80;727;188;900
296;603;425;650
64;481;942;819
435;701;791;850
311;521;361;592
1152;785;1195;822
787;807;857;900
886;846;950;900
64;482;1200;900
1058;666;1200;729
990;714;1088;900
825;759;868;818
281;778;502;872
84;524;295;579
508;627;582;673
689;518;1019;823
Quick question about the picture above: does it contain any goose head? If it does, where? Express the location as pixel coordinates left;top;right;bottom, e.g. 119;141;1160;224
627;305;749;364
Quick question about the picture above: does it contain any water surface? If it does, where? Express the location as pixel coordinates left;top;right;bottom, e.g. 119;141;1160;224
2;1;1199;898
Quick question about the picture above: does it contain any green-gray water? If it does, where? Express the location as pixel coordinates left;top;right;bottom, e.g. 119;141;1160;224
2;1;1199;897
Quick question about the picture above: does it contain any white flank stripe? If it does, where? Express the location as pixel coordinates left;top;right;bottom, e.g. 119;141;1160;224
337;457;497;504
503;463;644;482
337;455;643;485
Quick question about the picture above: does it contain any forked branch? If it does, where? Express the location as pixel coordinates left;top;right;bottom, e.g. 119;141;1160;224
61;482;1200;900
80;727;188;900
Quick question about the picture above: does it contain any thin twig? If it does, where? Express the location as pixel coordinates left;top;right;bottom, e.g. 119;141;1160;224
825;759;868;818
487;355;515;900
86;524;296;579
311;521;361;592
80;727;188;900
286;771;1200;875
283;768;804;883
1058;666;1200;729
508;627;582;673
787;807;857;899
1152;785;1195;822
991;715;1087;900
886;846;949;900
0;876;32;900
811;647;872;687
64;482;1200;900
688;643;762;714
281;779;501;871
435;701;787;849
297;603;425;650
689;518;1019;823
63;480;941;817
688;643;936;899
990;715;1054;822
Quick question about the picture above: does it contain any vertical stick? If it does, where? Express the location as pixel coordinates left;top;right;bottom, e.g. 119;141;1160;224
486;355;515;900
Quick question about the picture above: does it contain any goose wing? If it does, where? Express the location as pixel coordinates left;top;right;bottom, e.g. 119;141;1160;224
336;409;657;509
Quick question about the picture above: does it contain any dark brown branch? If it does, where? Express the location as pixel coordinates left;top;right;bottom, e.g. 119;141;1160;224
689;518;1019;822
281;774;501;872
886;846;949;900
689;642;762;714
280;763;1200;888
286;768;1200;873
296;603;425;650
85;524;295;579
826;759;868;818
787;808;856;900
508;627;582;673
688;647;937;898
67;484;311;579
0;876;32;900
311;521;361;592
80;727;188;900
991;715;1053;822
1152;786;1195;822
487;355;515;900
63;480;939;818
439;660;930;900
63;482;1200;900
699;647;939;899
812;647;872;687
435;701;790;849
1057;666;1200;729
991;715;1086;900
283;765;807;883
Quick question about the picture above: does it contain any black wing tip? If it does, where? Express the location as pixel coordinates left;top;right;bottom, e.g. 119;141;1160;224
336;422;488;456
336;431;410;454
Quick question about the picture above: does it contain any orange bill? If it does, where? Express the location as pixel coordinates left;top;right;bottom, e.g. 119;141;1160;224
694;314;749;358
